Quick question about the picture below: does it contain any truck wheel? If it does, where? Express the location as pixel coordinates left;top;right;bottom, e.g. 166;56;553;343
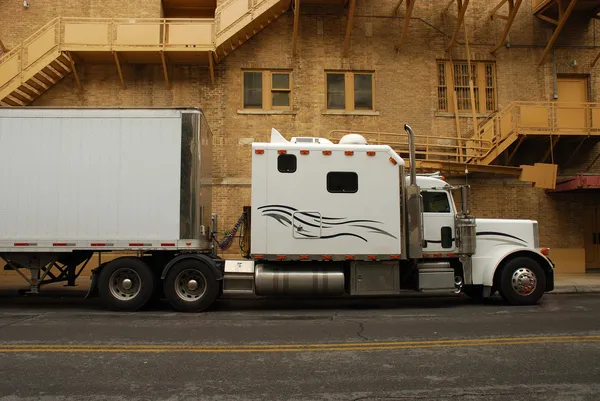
498;257;546;306
98;257;155;311
163;259;218;312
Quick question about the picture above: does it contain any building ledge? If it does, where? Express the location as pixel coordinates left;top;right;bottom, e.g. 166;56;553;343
237;110;297;115
322;110;380;116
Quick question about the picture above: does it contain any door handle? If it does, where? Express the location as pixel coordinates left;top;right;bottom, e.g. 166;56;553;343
594;233;597;245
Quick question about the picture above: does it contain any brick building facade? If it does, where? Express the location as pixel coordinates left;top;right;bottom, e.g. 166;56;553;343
1;0;599;272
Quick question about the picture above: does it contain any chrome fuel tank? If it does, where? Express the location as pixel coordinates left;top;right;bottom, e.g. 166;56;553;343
254;263;345;296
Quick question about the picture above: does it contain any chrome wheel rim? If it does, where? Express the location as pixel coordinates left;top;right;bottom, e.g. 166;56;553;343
109;268;142;301
511;267;537;296
175;269;207;302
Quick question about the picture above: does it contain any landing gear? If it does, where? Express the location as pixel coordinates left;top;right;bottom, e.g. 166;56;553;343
498;257;546;306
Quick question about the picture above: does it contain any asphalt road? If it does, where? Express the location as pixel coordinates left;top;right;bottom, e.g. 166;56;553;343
0;291;599;401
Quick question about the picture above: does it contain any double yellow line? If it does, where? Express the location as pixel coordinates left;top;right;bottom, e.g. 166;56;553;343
0;335;599;353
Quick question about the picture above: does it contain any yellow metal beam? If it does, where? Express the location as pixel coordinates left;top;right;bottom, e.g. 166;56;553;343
342;0;356;57
592;50;600;67
488;0;509;19
112;51;126;90
292;0;300;57
538;0;579;66
505;135;525;165
66;52;83;92
537;13;559;25
160;51;170;90
491;0;523;53
445;0;469;51
208;51;215;86
393;0;405;15
395;0;417;53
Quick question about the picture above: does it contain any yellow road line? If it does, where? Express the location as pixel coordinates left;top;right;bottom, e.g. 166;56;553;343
0;335;599;353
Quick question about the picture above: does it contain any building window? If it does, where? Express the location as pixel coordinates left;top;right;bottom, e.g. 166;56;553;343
325;71;374;111
243;70;292;110
436;61;497;114
327;172;358;193
277;154;297;173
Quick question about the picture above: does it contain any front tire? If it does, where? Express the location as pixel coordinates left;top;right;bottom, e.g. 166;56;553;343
498;257;546;306
98;257;155;311
163;259;219;312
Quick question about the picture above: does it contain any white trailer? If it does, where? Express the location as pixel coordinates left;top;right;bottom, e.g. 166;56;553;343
0;107;554;312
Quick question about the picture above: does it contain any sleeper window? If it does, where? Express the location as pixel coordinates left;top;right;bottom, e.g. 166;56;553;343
327;172;358;193
278;154;297;173
422;191;451;213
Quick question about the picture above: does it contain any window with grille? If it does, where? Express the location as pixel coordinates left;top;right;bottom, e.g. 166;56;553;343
436;61;497;114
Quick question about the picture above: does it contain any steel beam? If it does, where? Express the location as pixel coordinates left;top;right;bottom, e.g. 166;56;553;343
208;51;215;86
342;0;356;57
160;51;170;90
445;0;469;51
393;0;405;15
395;0;417;52
490;0;523;53
538;0;579;66
67;52;83;92
112;51;126;89
505;135;525;165
292;0;300;56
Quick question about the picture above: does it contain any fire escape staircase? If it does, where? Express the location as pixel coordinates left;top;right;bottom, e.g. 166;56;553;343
0;0;292;106
326;100;600;187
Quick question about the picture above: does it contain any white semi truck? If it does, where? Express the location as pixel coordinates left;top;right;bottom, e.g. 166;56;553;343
0;107;554;312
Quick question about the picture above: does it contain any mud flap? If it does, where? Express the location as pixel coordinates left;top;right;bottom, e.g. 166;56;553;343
85;267;101;299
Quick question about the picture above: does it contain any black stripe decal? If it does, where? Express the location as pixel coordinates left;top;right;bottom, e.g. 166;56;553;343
320;233;368;242
476;231;526;243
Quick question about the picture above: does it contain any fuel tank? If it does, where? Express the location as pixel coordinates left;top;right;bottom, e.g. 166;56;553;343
254;263;346;296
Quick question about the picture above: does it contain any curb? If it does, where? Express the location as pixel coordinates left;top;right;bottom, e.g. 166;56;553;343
552;285;600;294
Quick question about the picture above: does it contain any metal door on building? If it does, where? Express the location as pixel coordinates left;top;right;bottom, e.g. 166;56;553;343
585;205;600;270
556;76;589;133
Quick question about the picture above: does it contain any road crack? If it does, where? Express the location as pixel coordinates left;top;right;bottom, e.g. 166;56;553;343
345;319;372;341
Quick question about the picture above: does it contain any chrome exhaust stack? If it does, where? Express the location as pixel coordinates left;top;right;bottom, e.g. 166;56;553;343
403;124;423;260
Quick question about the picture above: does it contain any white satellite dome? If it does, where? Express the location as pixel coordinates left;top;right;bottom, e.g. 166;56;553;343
338;133;368;145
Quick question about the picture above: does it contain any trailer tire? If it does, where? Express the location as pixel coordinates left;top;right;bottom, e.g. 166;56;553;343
498;257;546;306
163;259;218;313
98;257;155;311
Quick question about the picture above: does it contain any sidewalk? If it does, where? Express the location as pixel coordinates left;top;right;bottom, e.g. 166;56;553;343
553;272;600;294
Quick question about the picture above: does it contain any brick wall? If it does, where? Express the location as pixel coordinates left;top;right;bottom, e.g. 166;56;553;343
2;0;599;256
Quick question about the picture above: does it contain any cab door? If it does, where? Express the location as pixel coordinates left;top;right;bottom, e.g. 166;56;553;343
421;190;456;254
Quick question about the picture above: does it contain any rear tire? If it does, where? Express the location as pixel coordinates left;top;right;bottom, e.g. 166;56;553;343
163;259;219;312
98;257;155;311
498;257;546;306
